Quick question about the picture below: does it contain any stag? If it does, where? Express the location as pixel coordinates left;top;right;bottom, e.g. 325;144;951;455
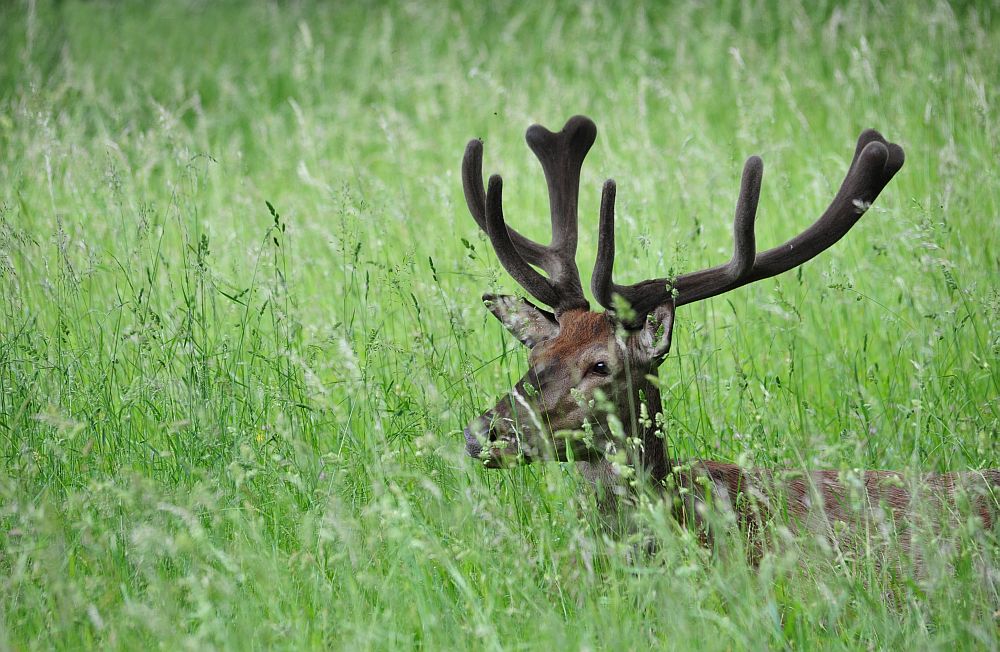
460;115;998;554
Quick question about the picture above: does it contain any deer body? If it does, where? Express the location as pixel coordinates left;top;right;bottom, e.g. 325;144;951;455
458;116;998;553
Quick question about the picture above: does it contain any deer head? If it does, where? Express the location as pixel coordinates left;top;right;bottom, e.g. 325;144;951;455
461;116;904;474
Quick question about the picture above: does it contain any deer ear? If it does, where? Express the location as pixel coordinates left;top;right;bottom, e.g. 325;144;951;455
483;294;559;348
634;302;675;362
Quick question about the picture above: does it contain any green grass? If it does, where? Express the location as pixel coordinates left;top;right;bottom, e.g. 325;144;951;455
1;0;998;649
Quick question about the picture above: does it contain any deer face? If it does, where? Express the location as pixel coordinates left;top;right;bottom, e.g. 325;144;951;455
464;296;674;466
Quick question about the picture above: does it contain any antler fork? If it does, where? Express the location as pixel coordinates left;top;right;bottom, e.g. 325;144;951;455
462;116;596;315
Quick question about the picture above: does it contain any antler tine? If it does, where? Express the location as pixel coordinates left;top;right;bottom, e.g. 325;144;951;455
462;116;596;314
463;140;551;268
524;115;597;256
726;156;763;281
592;130;904;326
591;179;618;309
482;175;562;308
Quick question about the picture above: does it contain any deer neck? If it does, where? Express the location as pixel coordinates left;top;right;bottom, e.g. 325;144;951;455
578;368;672;505
620;369;672;484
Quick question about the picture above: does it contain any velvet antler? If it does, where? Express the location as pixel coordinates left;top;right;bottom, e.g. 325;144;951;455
462;116;595;314
464;118;904;327
592;129;905;326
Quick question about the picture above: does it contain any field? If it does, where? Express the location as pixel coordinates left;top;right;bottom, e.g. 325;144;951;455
1;0;998;649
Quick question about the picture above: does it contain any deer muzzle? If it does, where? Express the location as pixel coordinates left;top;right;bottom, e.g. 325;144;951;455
463;407;526;467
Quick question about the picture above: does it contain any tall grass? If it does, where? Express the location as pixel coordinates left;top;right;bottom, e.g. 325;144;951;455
1;0;997;649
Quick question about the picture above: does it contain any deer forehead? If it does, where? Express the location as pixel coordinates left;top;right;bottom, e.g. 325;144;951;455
533;311;619;363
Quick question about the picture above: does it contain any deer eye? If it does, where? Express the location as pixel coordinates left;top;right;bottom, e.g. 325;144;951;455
590;361;610;376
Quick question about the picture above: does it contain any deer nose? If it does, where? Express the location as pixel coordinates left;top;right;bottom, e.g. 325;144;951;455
463;426;483;458
465;413;501;459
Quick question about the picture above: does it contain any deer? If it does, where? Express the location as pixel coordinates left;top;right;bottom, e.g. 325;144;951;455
459;115;999;559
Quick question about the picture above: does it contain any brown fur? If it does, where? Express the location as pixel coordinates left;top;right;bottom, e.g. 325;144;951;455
670;463;999;561
538;310;611;362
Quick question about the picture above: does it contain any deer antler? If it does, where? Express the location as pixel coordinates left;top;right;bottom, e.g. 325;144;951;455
592;129;905;326
463;116;595;315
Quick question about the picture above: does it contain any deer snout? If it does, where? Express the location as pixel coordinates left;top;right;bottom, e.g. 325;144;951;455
464;414;498;460
464;412;518;466
463;425;484;459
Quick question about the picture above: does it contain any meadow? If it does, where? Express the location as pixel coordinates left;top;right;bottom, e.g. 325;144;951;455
1;0;998;649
